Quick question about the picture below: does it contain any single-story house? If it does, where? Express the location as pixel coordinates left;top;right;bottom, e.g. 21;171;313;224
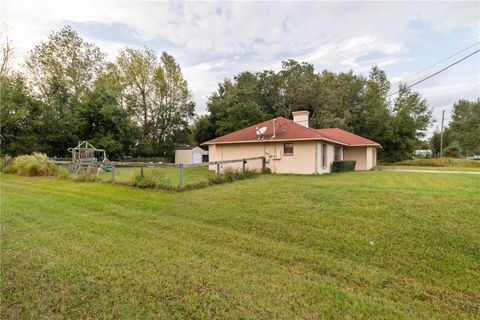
174;146;208;164
203;111;381;174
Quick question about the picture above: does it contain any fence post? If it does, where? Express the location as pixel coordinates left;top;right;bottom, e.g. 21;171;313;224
262;157;266;172
242;159;246;172
178;164;184;190
140;165;144;178
216;162;220;175
111;166;115;182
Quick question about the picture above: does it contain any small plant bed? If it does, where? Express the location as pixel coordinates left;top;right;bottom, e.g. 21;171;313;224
96;165;214;186
131;167;262;191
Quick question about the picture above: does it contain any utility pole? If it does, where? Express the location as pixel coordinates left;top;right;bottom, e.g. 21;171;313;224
440;109;445;158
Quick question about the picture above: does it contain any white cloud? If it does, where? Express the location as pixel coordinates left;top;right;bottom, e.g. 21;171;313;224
1;0;479;133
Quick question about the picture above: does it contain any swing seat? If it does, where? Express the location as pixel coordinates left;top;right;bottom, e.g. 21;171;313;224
100;164;113;172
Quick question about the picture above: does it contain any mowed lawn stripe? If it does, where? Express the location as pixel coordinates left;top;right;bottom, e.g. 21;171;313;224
2;179;401;318
1;172;479;318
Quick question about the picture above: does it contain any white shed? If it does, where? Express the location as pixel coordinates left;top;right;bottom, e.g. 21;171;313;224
175;147;208;164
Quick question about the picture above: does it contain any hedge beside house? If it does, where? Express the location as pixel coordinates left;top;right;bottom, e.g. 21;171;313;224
331;160;356;173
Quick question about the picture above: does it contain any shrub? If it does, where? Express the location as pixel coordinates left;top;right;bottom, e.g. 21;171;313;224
130;167;261;191
261;167;272;174
0;156;12;172
56;166;69;179
72;172;98;182
331;160;356;173
395;158;480;168
133;170;171;188
207;168;259;185
3;153;62;177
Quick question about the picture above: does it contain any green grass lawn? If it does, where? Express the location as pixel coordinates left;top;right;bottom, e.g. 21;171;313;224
1;171;479;319
95;165;215;186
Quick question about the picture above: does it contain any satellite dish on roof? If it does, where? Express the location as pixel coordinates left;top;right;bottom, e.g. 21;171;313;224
256;126;267;139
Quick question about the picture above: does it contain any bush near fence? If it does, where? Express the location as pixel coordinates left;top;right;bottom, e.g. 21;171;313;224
3;153;67;177
331;160;356;173
132;167;261;191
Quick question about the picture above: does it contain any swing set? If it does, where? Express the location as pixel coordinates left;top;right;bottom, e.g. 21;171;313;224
68;141;114;175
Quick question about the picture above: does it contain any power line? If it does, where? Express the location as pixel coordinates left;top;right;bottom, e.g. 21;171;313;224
391;42;480;87
387;49;480;98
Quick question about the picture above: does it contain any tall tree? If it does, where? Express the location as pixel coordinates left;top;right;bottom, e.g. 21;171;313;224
152;52;195;154
197;61;432;161
24;26;106;155
384;85;431;162
208;73;265;136
77;82;139;159
448;99;480;156
25;26;105;112
114;48;156;137
0;30;13;79
0;73;45;155
277;60;316;117
113;48;194;156
192;114;216;145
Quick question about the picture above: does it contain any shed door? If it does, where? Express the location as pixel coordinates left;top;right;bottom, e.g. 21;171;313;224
193;153;202;164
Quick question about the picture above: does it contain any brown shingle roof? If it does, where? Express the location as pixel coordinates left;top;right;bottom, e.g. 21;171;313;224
203;117;381;147
315;128;381;147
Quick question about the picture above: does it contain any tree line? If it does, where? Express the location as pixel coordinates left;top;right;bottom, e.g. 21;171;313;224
1;26;194;160
430;99;480;157
193;60;433;162
1;26;478;162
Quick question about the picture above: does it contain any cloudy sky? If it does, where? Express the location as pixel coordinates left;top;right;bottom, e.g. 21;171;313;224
1;1;479;134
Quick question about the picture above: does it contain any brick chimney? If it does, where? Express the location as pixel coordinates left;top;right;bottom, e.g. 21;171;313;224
292;111;309;128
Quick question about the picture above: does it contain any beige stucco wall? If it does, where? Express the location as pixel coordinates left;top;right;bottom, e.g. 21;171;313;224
366;147;373;169
268;141;317;174
344;147;367;170
344;146;378;170
208;141;378;173
208;143;265;172
175;147;205;164
208;141;342;174
175;150;192;164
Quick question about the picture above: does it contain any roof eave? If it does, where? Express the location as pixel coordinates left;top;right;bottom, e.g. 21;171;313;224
348;143;382;149
202;137;350;146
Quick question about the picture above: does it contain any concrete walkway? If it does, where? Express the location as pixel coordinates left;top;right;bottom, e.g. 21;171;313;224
382;169;480;175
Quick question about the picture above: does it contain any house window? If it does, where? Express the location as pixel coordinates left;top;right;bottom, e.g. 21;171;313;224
334;146;342;161
322;144;327;168
283;143;294;156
